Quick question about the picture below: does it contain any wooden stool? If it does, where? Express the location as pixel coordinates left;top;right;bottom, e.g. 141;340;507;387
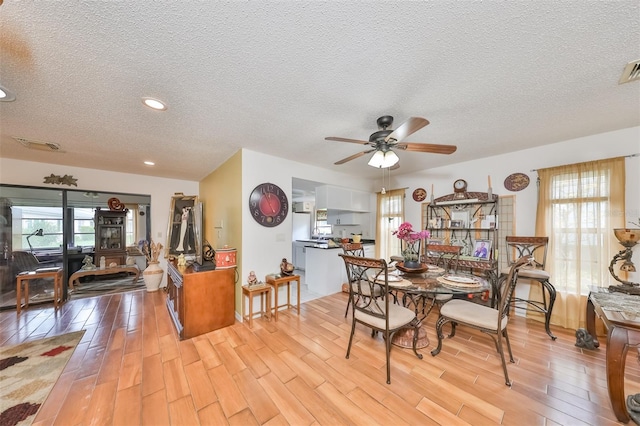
242;284;272;327
16;268;63;314
266;274;300;321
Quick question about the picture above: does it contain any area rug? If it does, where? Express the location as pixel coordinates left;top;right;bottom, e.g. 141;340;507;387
70;276;146;299
0;331;85;426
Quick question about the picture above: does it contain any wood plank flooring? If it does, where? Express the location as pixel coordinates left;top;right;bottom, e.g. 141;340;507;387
1;289;638;425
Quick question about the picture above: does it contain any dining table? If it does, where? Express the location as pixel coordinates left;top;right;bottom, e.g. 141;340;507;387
382;262;491;349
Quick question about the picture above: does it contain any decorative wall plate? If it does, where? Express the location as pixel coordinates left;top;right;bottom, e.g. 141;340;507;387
504;173;530;192
412;188;427;202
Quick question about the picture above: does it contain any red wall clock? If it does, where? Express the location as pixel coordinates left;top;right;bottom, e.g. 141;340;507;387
249;182;289;227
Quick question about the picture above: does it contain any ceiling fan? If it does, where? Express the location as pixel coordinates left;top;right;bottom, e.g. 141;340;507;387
325;115;457;169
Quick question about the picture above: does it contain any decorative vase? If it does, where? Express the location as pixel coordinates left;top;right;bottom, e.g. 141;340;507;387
143;261;163;292
402;240;421;269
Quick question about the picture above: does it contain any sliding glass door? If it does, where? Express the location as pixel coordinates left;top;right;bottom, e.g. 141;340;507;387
0;185;151;310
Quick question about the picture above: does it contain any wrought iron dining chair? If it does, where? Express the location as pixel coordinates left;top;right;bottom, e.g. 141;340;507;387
500;236;557;340
431;256;531;386
423;244;462;273
341;242;369;317
340;253;422;384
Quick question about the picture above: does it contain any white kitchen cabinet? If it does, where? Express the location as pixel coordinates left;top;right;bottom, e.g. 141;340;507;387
295;244;306;270
305;247;344;295
292;241;307;271
363;244;375;258
315;185;370;212
351;190;370;212
327;211;365;225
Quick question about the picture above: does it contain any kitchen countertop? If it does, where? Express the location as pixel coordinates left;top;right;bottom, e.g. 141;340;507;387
299;239;375;249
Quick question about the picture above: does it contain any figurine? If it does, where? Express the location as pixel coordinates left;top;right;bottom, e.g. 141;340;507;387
177;253;187;267
574;328;598;350
280;258;294;276
247;270;258;286
81;255;96;270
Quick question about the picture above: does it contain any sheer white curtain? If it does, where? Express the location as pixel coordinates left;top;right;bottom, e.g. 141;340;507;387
376;189;405;260
535;157;625;329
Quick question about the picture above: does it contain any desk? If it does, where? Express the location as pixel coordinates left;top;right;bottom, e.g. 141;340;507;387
16;268;63;314
266;274;300;321
586;290;640;423
68;265;140;291
387;266;490;348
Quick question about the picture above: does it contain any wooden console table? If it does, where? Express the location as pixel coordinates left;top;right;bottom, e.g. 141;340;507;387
68;265;140;291
586;290;640;423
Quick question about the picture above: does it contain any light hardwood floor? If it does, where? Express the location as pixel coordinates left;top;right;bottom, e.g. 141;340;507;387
1;289;639;425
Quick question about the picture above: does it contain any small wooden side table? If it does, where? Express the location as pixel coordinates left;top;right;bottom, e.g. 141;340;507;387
16;268;63;314
242;284;272;328
266;274;300;321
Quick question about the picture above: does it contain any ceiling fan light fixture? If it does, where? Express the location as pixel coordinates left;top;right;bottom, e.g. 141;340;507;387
383;150;399;167
367;150;385;167
368;150;399;168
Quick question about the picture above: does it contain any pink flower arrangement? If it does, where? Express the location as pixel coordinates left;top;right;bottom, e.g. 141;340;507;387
392;222;430;242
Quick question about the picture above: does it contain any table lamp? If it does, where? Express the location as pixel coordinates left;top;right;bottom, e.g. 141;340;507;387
609;228;639;294
27;228;43;253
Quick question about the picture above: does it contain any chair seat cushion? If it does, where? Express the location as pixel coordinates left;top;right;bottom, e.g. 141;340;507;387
518;268;550;280
355;303;416;330
440;300;507;331
434;294;453;301
499;266;550;280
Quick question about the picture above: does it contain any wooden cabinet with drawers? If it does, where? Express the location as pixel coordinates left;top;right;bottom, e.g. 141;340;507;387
166;261;236;339
94;208;127;266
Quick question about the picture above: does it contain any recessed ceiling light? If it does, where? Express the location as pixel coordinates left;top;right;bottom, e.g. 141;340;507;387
144;161;155;166
0;85;16;102
142;97;167;111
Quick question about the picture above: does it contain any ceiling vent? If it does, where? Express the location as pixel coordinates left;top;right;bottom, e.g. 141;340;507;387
619;59;640;84
14;137;64;153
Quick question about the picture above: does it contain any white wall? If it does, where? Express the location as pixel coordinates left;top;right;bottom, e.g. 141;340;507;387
241;150;375;284
0;158;199;285
394;126;640;282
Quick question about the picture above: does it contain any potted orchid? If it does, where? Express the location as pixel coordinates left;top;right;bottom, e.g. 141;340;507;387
392;222;430;268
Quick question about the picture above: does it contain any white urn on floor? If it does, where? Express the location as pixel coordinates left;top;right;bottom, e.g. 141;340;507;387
140;239;165;292
143;261;163;292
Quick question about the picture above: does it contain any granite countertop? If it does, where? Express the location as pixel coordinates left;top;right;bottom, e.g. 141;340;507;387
303;238;375;249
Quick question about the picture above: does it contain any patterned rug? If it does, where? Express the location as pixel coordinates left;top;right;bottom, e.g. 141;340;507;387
0;331;85;426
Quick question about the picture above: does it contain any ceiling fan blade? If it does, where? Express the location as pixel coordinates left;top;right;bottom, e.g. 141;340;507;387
334;149;375;165
384;117;429;142
395;142;457;155
325;136;369;145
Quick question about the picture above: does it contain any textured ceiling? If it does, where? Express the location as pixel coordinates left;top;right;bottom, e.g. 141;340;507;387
0;1;639;181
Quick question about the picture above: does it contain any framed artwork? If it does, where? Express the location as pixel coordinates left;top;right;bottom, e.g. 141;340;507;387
165;194;198;259
449;220;464;229
451;210;469;228
472;239;492;260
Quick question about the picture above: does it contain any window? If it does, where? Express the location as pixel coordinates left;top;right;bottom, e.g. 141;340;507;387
376;189;405;260
540;159;624;293
74;208;95;247
314;210;332;236
19;207;63;250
